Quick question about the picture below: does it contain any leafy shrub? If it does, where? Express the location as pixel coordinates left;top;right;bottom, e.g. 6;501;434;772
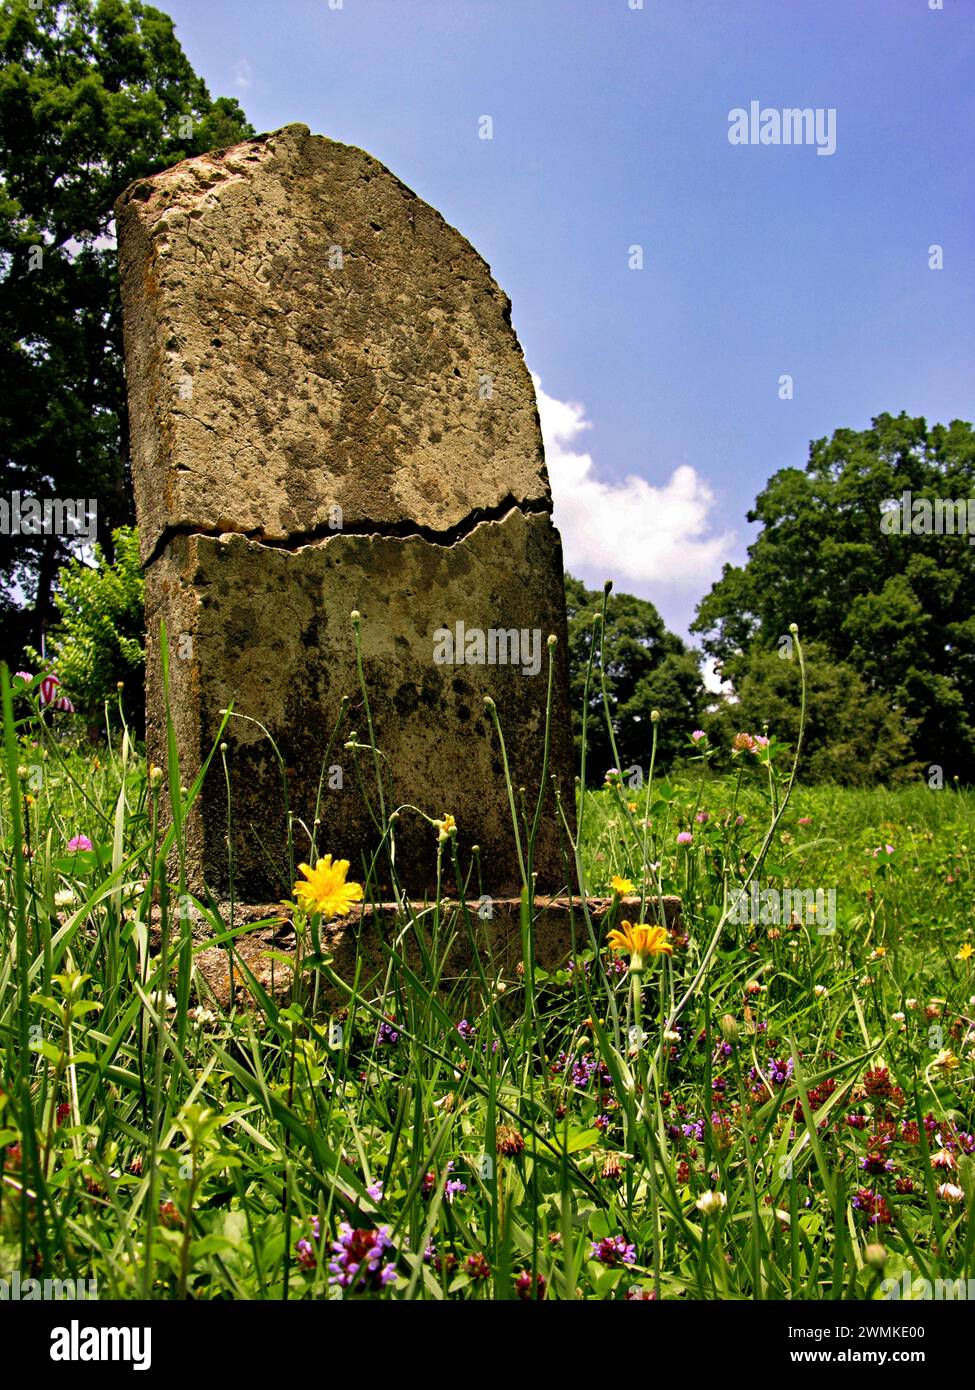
27;527;145;731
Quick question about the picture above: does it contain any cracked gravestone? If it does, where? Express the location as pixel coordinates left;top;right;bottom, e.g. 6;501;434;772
116;123;574;901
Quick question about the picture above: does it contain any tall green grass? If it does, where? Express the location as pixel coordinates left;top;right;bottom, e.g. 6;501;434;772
1;624;973;1300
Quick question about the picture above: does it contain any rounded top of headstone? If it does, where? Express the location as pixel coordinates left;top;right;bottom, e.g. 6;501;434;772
116;125;550;559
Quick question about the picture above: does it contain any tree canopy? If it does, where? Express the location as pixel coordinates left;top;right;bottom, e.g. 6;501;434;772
692;413;975;783
0;0;251;656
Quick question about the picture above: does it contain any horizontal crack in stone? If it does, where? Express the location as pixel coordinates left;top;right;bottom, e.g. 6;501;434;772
143;494;552;569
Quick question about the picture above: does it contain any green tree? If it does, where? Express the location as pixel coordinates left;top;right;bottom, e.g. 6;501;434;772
0;0;251;656
565;574;704;783
704;641;918;785
692;413;975;783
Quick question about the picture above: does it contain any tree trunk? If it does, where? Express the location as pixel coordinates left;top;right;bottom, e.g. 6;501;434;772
32;534;62;655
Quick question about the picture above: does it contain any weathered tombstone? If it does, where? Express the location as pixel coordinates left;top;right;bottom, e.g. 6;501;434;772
116;124;574;902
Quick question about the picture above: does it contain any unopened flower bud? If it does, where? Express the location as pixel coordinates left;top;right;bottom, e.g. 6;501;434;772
695;1190;727;1216
719;1014;739;1045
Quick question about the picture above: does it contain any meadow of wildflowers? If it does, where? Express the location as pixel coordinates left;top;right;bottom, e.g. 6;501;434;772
1;628;973;1305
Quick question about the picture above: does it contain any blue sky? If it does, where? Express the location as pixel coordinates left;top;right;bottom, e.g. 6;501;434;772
162;0;974;639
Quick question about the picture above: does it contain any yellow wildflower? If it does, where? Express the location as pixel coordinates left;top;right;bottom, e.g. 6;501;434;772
610;874;635;897
293;855;363;919
606;919;673;972
957;942;974;963
433;812;457;842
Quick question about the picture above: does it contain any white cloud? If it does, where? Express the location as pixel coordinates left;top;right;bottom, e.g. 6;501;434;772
234;59;253;91
533;373;735;597
702;656;733;696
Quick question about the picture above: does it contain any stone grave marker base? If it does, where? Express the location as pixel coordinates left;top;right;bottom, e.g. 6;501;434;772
186;895;684;1012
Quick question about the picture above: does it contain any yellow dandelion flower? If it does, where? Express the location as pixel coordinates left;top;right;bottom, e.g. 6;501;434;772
957;943;974;962
293;855;363;919
606;919;673;972
433;812;457;842
610;874;635;897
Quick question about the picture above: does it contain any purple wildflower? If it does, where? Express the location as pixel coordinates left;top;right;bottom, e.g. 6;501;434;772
768;1058;793;1086
589;1234;636;1267
294;1215;321;1270
571;1055;596;1087
328;1222;397;1291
